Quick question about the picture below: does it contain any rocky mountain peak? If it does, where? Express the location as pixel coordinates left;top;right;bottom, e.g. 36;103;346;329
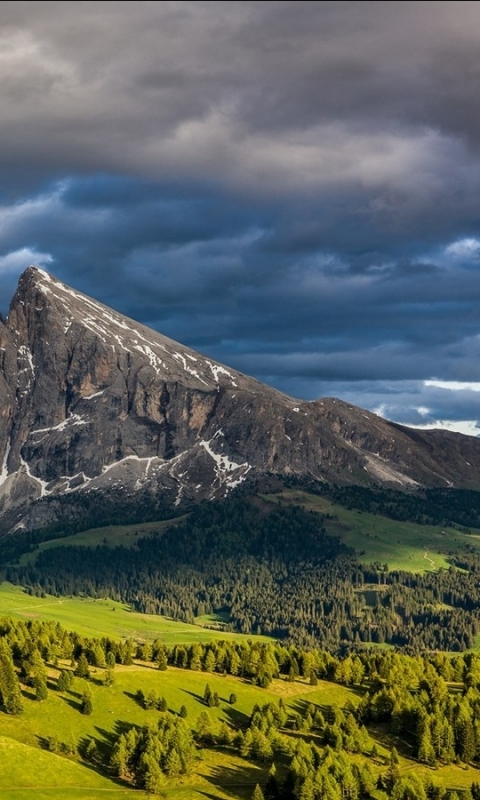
1;266;480;533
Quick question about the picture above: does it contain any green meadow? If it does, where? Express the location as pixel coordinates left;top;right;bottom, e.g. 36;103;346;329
0;657;478;799
17;488;480;576
17;517;186;566
0;659;357;800
270;489;480;572
0;582;272;644
2;493;480;797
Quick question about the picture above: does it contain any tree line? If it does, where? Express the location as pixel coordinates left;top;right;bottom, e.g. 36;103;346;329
7;496;480;652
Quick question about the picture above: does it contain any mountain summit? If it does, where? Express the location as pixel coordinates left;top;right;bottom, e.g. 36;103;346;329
1;266;480;531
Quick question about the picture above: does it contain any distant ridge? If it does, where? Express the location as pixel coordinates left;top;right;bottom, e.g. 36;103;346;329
1;266;480;532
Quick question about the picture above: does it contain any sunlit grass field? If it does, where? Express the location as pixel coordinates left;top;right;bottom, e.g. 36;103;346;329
0;582;272;644
0;657;478;799
269;490;480;572
17;517;186;566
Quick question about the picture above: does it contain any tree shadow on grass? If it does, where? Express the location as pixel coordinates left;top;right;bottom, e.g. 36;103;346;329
59;693;83;712
113;718;140;737
88;674;105;687
124;689;144;708
201;759;267;796
67;738;133;787
93;724;115;743
221;704;249;728
182;688;205;704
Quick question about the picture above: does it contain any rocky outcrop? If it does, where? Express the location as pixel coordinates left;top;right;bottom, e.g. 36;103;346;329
1;266;480;532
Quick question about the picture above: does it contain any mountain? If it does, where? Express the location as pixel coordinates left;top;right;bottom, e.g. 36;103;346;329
1;266;480;532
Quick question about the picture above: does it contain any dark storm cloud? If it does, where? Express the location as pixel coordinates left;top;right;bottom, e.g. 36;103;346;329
1;1;480;430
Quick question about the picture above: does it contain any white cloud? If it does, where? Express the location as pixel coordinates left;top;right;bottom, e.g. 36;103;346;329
444;238;480;260
407;419;480;437
424;380;480;392
0;248;52;276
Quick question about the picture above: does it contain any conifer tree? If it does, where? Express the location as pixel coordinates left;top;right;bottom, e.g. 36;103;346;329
34;675;48;701
75;653;90;678
81;688;93;715
57;669;73;691
157;649;168;671
264;763;280;800
104;668;115;687
110;735;129;779
0;640;23;715
106;650;116;668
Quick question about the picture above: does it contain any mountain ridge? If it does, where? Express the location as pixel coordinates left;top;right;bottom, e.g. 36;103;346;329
0;265;480;533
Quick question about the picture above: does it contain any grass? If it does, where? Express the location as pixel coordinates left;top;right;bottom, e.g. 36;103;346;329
0;661;358;800
0;582;272;644
0;658;478;799
268;490;480;572
17;517;187;566
0;735;141;800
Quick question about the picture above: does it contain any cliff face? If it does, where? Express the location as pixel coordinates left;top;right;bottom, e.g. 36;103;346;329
1;266;480;532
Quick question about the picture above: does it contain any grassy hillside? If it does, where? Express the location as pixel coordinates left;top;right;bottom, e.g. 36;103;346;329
0;660;354;800
269;489;480;571
13;488;480;577
0;655;478;799
0;582;272;644
17;517;186;566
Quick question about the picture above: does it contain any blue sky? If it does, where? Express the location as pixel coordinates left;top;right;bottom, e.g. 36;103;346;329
2;1;480;434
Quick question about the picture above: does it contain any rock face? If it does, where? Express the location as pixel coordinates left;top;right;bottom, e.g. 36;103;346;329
1;266;480;531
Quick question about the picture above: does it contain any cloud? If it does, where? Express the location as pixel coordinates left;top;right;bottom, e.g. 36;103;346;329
0;248;52;276
1;3;480;433
445;238;480;261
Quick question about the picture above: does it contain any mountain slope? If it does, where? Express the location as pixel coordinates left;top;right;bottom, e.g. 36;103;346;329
0;266;479;532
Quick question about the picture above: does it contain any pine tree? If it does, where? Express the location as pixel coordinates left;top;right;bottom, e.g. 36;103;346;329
85;737;98;762
455;708;476;762
57;669;73;691
418;725;436;765
264;763;280;800
81;688;93;715
75;653;90;678
0;640;23;715
34;675;48;701
157;696;168;712
157;649;168;671
104;668;115;686
299;775;315;800
165;747;182;776
218;721;232;746
110;735;129;779
252;784;265;800
106;650;116;668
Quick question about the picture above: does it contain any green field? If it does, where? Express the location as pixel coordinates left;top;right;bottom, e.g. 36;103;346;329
18;489;480;575
0;657;357;800
0;655;478;799
0;582;272;644
0;577;478;798
17;517;187;566
270;490;480;572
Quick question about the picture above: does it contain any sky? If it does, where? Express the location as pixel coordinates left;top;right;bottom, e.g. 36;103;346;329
1;1;480;435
